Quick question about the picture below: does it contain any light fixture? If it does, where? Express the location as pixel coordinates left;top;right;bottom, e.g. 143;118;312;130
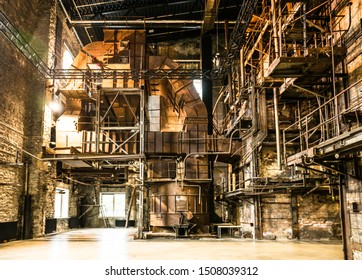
49;94;62;112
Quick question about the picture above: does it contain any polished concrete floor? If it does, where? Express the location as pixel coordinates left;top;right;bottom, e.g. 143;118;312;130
0;228;344;260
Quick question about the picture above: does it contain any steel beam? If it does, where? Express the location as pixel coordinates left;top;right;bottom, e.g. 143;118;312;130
51;68;214;80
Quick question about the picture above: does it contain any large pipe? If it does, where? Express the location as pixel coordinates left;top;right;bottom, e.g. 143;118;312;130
137;89;145;238
303;3;307;56
328;0;340;136
273;88;282;170
137;161;144;238
271;0;279;57
339;175;352;259
95;86;101;154
22;161;31;239
278;0;283;57
70;19;235;28
240;48;245;88
182;128;243;174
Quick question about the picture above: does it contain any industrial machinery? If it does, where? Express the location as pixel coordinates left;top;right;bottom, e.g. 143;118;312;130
46;29;210;237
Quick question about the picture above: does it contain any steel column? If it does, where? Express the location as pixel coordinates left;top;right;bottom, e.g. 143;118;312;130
137;89;145;238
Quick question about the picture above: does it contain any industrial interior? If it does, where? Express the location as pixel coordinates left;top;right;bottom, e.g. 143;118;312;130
0;0;362;260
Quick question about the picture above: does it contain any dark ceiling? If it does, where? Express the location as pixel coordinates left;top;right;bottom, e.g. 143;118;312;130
59;0;243;44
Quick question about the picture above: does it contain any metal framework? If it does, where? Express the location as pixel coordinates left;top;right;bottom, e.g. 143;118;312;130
283;77;362;165
216;0;259;77
0;12;216;81
0;12;49;76
0;16;214;81
51;68;215;80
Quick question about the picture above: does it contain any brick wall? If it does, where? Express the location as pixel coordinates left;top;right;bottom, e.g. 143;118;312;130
0;26;43;230
297;193;341;240
260;194;293;239
346;176;362;259
0;166;22;222
235;192;341;240
0;0;81;238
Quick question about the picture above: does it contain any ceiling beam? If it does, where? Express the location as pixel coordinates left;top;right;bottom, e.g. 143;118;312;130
202;0;220;34
70;19;235;29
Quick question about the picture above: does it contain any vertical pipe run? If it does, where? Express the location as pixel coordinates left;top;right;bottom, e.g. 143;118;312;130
278;0;283;57
303;3;307;56
137;89;145;238
297;101;304;151
251;70;257;125
240;48;245;88
254;196;262;240
95;86;101;154
228;164;232;193
137;161;144;238
339;175;352;259
271;0;279;58
328;0;340;136
140;89;145;155
274;88;282;169
232;173;236;192
22;162;31;239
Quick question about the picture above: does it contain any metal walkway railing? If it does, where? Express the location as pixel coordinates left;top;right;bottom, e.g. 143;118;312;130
283;77;362;164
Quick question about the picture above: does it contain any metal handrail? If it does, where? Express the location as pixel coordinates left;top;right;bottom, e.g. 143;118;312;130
283;77;362;161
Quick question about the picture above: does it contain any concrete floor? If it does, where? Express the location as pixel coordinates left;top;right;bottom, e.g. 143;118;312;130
0;228;344;260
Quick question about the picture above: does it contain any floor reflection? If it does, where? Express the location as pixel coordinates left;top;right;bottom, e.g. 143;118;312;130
0;228;343;260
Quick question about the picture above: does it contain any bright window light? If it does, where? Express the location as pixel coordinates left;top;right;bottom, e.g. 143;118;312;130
100;193;126;218
62;45;73;69
193;79;202;99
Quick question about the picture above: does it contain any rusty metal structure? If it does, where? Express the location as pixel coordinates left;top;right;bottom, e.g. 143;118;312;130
210;0;361;258
2;0;362;259
214;0;359;197
40;29;210;237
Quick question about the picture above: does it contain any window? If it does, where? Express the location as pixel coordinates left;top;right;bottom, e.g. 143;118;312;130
62;44;73;69
54;188;69;218
100;193;126;218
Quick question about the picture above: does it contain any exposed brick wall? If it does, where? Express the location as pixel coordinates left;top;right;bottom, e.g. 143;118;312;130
261;194;292;239
0;0;39;36
0;167;22;222
0;28;43;230
235;192;341;240
0;0;81;238
297;193;341;240
346;176;362;259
